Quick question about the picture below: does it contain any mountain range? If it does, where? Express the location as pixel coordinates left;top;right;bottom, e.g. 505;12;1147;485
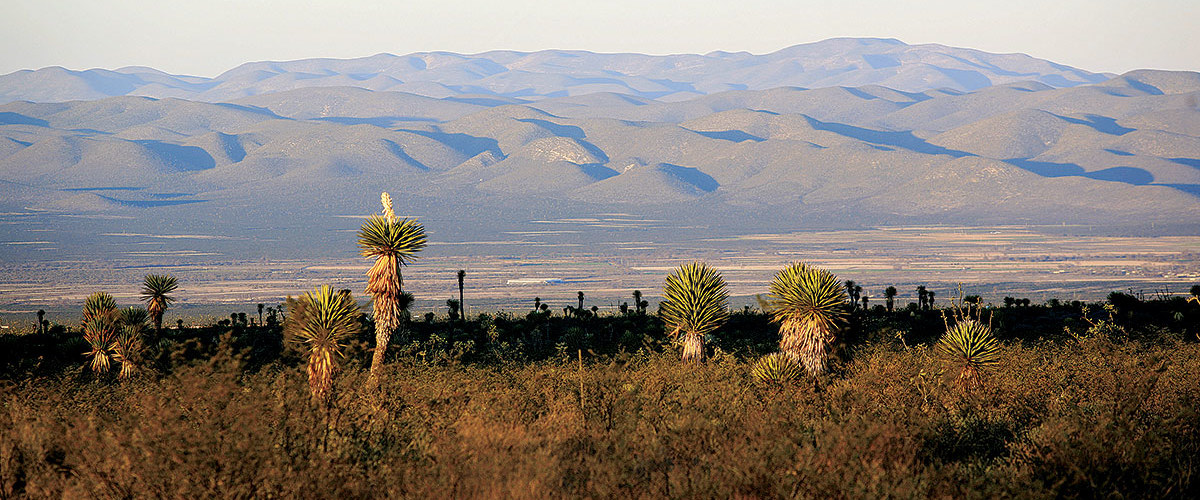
0;38;1197;264
0;38;1111;104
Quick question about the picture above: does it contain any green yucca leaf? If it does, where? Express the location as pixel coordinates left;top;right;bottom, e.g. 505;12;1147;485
357;215;427;262
938;320;1001;368
285;285;362;401
111;324;144;380
82;316;118;374
751;353;804;384
140;274;178;305
660;262;730;340
938;319;1002;389
141;274;178;330
765;262;848;375
765;262;847;330
82;292;117;324
117;306;149;329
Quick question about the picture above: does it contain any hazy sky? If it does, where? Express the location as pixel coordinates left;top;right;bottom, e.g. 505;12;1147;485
1;0;1195;77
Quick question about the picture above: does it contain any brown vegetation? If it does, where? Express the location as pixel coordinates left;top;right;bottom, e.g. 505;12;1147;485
2;290;1199;498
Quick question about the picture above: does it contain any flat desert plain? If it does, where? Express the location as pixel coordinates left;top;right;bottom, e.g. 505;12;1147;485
2;222;1198;324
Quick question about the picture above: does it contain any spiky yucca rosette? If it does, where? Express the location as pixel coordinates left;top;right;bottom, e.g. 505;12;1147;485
140;274;178;332
81;292;118;374
111;325;144;380
751;352;803;384
111;307;149;380
659;262;729;363
358;192;426;384
82;317;117;374
765;262;848;376
938;319;1001;390
285;286;362;402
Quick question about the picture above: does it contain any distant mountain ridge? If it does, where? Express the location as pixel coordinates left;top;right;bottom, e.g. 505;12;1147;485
1;69;1197;226
0;38;1112;104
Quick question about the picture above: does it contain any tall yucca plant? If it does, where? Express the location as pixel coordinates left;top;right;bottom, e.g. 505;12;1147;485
285;285;362;402
764;262;848;375
358;192;426;384
81;292;118;374
140;274;178;333
660;262;729;363
937;319;1001;391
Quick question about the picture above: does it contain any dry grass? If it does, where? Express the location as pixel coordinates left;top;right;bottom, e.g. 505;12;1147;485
2;300;1198;498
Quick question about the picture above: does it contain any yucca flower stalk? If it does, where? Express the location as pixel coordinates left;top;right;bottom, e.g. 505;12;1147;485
358;192;426;385
285;285;362;402
763;262;848;375
938;319;1001;391
659;262;729;363
140;274;178;333
751;353;804;384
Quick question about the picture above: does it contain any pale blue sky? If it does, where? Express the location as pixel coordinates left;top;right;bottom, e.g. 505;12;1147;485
1;0;1195;76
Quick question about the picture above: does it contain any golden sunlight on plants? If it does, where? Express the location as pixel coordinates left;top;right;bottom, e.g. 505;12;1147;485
80;292;117;374
284;285;362;402
358;191;426;385
659;261;729;363
751;352;803;384
112;307;149;380
763;262;848;375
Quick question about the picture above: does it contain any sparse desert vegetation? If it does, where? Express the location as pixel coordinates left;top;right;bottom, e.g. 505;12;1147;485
2;266;1199;498
1;34;1199;499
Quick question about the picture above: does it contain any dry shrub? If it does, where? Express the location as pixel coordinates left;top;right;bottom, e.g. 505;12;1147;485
1;329;1198;498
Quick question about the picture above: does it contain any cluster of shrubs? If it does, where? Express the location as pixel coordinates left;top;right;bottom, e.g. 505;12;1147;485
1;283;1198;497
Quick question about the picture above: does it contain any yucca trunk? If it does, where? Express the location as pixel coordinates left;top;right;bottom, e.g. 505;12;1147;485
366;254;402;384
681;330;704;363
957;364;982;391
780;319;832;375
148;301;165;332
308;342;339;402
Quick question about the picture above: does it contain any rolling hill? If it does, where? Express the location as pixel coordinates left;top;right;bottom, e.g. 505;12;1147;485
0;45;1196;268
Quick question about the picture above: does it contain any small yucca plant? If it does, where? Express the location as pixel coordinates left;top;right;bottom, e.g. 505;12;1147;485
112;307;149;380
140;274;178;332
285;285;363;402
763;262;848;375
751;353;804;384
82;291;117;324
659;262;729;363
937;319;1001;390
81;292;118;374
358;191;426;385
111;324;144;380
82;316;117;374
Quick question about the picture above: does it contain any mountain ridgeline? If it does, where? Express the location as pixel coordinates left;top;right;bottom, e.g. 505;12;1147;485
0;38;1111;104
0;38;1198;258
